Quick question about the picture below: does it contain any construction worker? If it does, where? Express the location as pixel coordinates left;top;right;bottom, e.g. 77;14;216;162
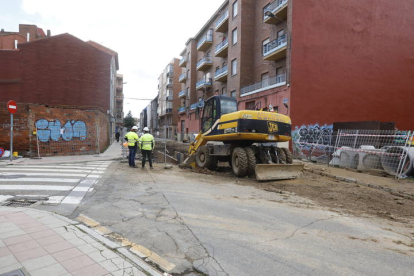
139;127;155;169
124;126;139;168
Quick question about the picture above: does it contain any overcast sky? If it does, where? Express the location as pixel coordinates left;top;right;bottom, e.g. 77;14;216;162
0;0;225;118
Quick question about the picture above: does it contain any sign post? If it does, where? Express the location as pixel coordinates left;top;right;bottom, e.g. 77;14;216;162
7;101;17;161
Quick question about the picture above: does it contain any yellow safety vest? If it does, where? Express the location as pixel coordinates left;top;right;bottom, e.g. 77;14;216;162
124;132;139;147
139;133;155;150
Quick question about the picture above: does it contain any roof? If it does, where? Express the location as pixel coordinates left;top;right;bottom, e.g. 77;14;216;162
37;28;46;37
87;40;119;70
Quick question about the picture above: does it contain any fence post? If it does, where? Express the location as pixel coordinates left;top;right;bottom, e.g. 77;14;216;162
96;124;100;156
396;131;412;179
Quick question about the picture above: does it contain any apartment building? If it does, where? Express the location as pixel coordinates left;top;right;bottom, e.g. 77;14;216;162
115;74;125;133
175;0;414;140
157;59;180;139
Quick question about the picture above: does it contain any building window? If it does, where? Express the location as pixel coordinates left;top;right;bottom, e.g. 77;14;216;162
261;72;269;87
233;0;238;18
262;38;269;55
246;101;255;110
222;87;226;95
277;29;285;38
232;28;238;45
263;3;270;20
231;59;237;76
231;90;236;98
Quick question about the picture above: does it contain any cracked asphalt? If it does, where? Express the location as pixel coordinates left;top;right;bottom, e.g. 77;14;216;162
71;162;414;276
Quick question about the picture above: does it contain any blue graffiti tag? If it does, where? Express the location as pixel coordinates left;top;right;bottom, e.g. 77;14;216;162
35;119;87;142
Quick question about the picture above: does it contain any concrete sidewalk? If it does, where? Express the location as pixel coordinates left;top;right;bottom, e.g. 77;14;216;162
0;142;125;166
0;207;161;276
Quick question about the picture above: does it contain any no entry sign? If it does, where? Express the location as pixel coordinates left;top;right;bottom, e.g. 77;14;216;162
7;100;17;114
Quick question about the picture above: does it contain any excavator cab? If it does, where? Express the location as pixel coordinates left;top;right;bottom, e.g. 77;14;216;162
201;96;237;133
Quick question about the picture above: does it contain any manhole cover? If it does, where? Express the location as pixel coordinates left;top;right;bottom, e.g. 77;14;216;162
0;268;30;276
2;201;34;207
0;174;26;179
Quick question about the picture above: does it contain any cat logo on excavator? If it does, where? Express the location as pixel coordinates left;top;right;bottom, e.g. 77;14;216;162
267;122;279;133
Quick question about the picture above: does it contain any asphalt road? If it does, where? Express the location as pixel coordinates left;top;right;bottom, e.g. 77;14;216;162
72;162;414;276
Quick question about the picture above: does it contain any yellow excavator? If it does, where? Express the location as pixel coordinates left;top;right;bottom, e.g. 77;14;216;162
184;96;303;180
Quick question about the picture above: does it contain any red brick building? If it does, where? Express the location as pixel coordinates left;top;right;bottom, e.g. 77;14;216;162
174;0;414;141
0;30;120;156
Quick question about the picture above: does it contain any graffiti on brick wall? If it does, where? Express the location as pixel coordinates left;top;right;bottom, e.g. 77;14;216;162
35;119;87;142
292;124;333;158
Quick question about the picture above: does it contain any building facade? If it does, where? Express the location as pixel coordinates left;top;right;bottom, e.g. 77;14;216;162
0;30;121;156
174;0;414;141
157;59;180;139
115;74;124;134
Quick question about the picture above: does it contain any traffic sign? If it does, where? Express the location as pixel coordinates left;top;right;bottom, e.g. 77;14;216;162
0;148;4;157
7;100;17;114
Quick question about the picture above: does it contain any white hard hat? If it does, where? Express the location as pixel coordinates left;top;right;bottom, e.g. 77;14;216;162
132;126;138;130
143;127;149;132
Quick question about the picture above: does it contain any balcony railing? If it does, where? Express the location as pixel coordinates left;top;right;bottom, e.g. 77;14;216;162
190;103;199;110
264;0;288;22
179;90;187;98
196;56;213;70
116;95;124;101
178;106;186;113
179;56;187;67
240;74;286;96
179;73;187;83
263;34;287;59
197;34;213;51
214;65;228;81
166;96;173;101
215;10;229;32
215;38;228;57
166;108;173;114
196;78;213;90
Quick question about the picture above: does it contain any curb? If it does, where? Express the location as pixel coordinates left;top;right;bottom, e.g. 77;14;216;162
75;214;172;276
304;167;414;201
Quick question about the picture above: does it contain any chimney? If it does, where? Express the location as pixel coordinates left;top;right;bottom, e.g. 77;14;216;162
47;30;51;37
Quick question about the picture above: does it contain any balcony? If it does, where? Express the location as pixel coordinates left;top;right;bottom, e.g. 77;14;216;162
179;90;187;98
240;74;286;97
179;73;187;83
214;65;228;82
190;103;199;111
215;10;229;33
214;38;229;58
196;78;213;90
263;34;287;61
116;83;123;91
179;56;187;67
166;95;173;101
196;56;213;71
197;34;213;51
264;0;288;24
116;95;124;102
167;67;174;77
178;106;186;114
165;108;173;114
166;78;173;88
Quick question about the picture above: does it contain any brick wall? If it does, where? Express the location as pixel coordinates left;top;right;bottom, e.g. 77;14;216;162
0;34;111;114
0;103;109;157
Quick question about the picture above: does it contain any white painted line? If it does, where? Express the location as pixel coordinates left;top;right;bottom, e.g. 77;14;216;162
0;195;14;202
0;185;74;191
0;168;93;173
73;187;89;192
0;172;88;177
61;196;83;204
4;166;98;170
88;188;94;192
0;178;80;183
44;196;65;204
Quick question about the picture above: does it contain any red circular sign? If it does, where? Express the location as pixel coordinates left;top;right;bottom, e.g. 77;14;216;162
7;100;17;114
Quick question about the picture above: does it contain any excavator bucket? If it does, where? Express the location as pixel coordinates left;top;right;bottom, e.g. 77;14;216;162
255;164;304;181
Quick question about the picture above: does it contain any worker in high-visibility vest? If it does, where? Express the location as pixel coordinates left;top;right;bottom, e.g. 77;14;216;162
124;126;139;168
139;127;155;169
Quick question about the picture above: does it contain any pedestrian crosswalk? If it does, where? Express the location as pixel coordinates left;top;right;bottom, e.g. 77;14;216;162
0;161;112;207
